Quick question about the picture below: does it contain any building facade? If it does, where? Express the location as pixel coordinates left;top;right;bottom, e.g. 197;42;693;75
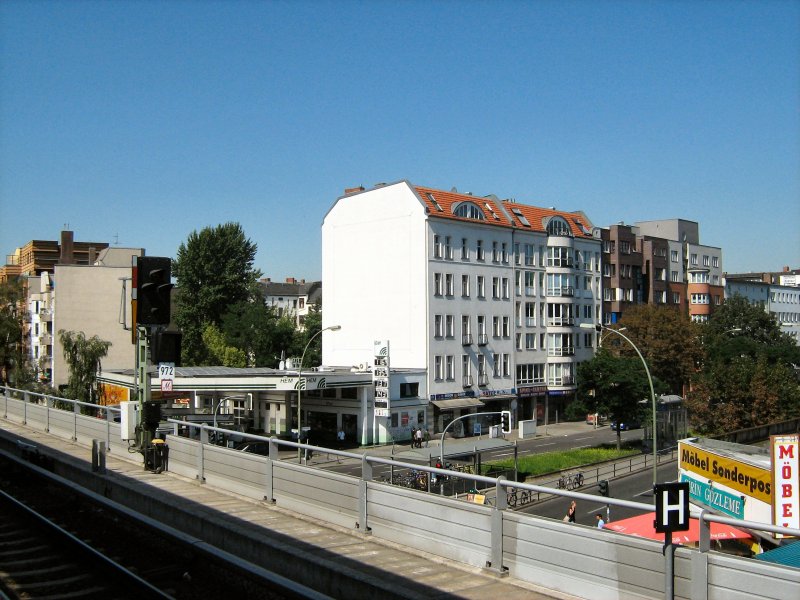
321;181;601;442
725;276;800;344
259;277;322;329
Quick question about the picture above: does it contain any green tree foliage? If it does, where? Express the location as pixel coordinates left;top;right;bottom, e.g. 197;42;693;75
297;306;323;367
0;278;30;386
173;223;262;365
202;324;247;367
58;330;111;403
685;295;800;435
577;347;668;448
616;305;703;395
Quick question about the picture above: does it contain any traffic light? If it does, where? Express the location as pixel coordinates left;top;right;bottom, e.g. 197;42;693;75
152;330;182;365
135;256;173;325
500;410;511;434
598;479;610;497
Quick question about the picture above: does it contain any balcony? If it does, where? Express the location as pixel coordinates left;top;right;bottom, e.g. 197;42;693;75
547;317;574;327
546;286;574;297
39;308;52;322
461;334;473;346
547;346;575;357
38;333;53;346
548;376;575;387
477;374;489;387
462;376;473;388
477;333;488;346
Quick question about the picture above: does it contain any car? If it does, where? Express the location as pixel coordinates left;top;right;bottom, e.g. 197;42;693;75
233;441;270;456
610;420;641;431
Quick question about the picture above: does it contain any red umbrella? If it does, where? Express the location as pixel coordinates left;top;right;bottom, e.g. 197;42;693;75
604;512;752;544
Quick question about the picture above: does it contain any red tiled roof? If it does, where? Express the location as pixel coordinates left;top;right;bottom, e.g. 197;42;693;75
412;185;593;238
414;186;514;227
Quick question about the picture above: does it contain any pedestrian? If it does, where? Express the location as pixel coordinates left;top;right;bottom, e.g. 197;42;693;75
564;500;576;523
595;513;605;528
414;427;423;448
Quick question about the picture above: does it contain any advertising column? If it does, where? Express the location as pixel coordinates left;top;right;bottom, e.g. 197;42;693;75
373;340;390;443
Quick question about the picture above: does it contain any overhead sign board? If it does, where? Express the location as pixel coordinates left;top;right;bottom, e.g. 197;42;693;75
771;434;799;535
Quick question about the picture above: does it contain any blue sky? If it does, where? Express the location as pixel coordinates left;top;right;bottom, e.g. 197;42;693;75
1;1;798;281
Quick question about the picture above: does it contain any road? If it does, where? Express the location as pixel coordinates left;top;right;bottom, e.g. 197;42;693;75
520;460;679;526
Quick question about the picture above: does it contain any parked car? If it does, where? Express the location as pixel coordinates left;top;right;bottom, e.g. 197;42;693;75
610;420;641;431
234;441;269;456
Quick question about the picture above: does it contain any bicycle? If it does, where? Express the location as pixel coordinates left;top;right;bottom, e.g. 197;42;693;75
506;488;530;508
557;471;585;491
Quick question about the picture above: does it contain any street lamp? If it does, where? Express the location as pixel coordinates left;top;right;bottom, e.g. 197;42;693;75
296;325;341;462
212;394;249;446
581;323;658;486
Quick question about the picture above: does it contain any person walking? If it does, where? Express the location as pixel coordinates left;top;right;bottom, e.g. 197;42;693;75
564;500;577;523
595;513;605;528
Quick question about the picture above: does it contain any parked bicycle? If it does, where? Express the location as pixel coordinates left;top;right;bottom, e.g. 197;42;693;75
506;487;530;508
556;471;585;491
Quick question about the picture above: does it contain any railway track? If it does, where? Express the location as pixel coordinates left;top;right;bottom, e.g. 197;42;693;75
0;452;329;600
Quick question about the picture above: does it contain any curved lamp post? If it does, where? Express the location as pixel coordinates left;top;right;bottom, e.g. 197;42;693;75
212;394;249;445
296;325;341;462
581;323;657;486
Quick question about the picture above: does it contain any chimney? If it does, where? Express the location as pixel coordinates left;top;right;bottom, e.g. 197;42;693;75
286;277;296;284
59;230;75;265
785;266;790;272
88;246;97;265
344;186;365;195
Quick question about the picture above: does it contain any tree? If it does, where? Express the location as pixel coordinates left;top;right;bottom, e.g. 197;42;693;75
616;305;703;395
0;278;29;386
202;323;247;367
58;330;111;403
173;223;262;365
577;348;667;449
685;295;800;435
297;305;323;367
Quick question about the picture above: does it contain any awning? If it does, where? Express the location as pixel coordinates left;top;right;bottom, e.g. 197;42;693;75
431;398;485;410
755;540;800;568
604;512;752;544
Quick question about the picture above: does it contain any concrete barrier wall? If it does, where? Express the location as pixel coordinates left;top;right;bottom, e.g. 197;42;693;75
3;390;799;600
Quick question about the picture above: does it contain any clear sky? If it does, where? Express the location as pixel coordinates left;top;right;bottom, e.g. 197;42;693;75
1;0;798;281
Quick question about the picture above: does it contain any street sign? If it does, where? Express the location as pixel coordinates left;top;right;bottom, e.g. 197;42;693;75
158;362;175;380
654;482;690;533
160;379;173;392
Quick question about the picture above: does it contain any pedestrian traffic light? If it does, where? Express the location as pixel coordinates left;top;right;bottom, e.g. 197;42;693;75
598;479;610;497
500;410;511;434
135;256;173;325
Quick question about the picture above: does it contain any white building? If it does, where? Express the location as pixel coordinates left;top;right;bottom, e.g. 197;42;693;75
725;278;800;344
28;247;142;390
259;277;322;329
322;181;601;442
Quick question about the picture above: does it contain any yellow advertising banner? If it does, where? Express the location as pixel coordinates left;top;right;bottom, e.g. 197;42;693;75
679;442;772;504
99;383;130;406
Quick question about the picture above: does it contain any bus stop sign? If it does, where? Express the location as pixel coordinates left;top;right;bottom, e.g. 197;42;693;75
654;482;690;533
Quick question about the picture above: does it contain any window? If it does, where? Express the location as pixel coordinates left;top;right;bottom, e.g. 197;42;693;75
502;354;510;377
461;238;469;260
477;315;486;339
445;273;454;296
672;292;681;304
712;256;719;268
515;271;523;296
516;333;522;350
462;355;470;381
454;202;485;220
434;315;443;337
525;271;535;296
492;277;501;299
703;255;710;267
620;241;631;254
493;316;501;337
493;353;501;377
547;246;573;267
461;274;470;297
478;355;487;377
444;236;452;260
492;241;499;262
477;276;485;298
546;216;572;237
517;363;545;385
524;244;535;266
501;242;508;263
525;333;536;350
502;316;510;337
399;383;419;398
690;253;698;266
691;293;709;304
433;235;442;258
445;314;454;338
671;270;679;282
446;355;454;380
502;277;510;299
525;302;535;327
671;250;679;262
434;355;443;380
461;315;471;337
477;240;484;261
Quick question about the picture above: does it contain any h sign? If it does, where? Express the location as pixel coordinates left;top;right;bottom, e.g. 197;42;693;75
654;482;690;533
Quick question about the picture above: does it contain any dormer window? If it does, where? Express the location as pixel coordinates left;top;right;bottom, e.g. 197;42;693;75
453;202;485;220
426;192;444;212
545;216;572;237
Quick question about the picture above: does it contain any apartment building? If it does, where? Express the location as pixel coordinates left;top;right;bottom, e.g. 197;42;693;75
28;247;142;388
322;181;601;442
601;219;723;323
725;274;800;344
258;277;322;329
1;230;109;283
